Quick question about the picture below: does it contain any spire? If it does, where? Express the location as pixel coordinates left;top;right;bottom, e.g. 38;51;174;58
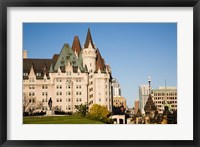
144;76;156;114
49;64;54;73
84;28;95;48
72;36;81;55
95;49;106;72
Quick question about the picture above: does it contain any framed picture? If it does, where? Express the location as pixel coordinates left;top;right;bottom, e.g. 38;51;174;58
0;0;199;146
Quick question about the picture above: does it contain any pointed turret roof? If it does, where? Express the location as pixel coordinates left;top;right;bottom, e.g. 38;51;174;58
95;49;106;72
144;77;157;114
49;63;54;73
72;36;81;55
84;28;95;48
144;94;157;113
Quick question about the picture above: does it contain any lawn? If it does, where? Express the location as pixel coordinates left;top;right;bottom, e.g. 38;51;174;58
23;115;104;124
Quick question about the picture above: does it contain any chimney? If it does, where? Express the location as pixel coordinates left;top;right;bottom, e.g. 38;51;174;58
23;50;28;59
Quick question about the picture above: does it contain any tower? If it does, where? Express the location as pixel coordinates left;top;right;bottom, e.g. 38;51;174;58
82;28;97;73
144;76;157;123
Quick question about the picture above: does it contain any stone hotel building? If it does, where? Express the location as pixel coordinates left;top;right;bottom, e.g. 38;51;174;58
23;29;113;113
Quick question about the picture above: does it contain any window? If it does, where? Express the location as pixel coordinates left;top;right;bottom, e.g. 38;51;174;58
79;85;81;89
79;92;81;95
99;98;101;101
36;73;41;76
23;73;28;76
57;99;59;102
79;98;82;102
60;98;62;102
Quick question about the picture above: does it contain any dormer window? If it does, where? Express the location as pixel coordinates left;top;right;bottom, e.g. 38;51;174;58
23;73;28;76
36;73;41;76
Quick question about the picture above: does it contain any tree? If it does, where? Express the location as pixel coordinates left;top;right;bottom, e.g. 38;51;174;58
75;104;88;117
23;94;43;115
88;104;111;123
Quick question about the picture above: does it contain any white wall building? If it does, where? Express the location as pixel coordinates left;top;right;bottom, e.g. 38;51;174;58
23;28;113;113
139;85;150;114
112;79;121;97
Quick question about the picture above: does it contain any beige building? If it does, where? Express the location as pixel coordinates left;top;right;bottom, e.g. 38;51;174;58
113;96;126;108
23;28;113;113
152;86;177;114
134;99;139;114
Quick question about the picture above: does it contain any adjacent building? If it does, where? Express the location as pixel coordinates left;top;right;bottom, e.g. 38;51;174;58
23;28;113;113
112;78;127;109
152;86;177;114
139;85;151;114
112;78;121;97
113;96;127;108
134;99;139;114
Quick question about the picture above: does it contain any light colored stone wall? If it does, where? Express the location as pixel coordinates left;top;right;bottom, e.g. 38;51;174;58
152;87;177;114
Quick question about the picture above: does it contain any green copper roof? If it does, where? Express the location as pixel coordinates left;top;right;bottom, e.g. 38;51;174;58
54;44;86;72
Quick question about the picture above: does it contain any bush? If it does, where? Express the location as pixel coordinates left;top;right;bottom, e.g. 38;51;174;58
55;110;66;115
88;104;112;124
23;111;46;116
75;104;88;117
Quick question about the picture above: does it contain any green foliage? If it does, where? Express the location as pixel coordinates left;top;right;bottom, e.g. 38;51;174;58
88;104;112;124
75;104;88;117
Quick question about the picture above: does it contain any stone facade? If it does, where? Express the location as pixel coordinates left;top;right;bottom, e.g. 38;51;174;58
23;28;113;113
152;87;177;114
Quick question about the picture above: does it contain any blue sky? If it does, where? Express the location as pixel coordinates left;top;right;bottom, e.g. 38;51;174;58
23;23;177;108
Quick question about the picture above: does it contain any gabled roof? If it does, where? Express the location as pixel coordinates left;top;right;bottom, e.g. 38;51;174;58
72;36;81;55
84;28;95;48
54;44;86;72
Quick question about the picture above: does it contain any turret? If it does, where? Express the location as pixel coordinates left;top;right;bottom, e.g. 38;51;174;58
82;28;97;73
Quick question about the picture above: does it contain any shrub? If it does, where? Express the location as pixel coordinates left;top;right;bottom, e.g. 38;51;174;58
88;104;112;124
